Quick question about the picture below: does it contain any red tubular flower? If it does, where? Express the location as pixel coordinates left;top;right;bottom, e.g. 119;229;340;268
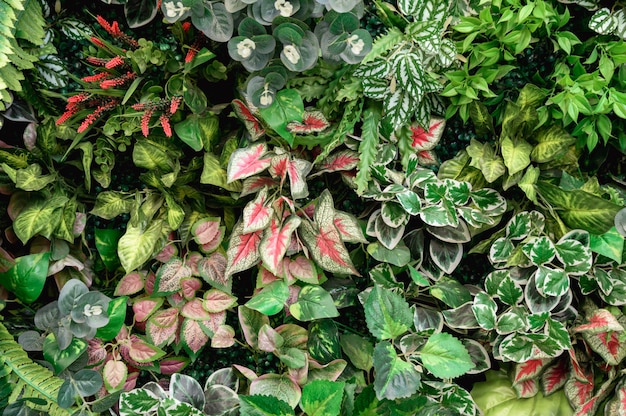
170;96;182;114
86;57;109;66
56;108;79;125
182;22;191;32
90;37;105;48
100;71;137;89
160;114;172;137
77;99;120;133
96;15;114;34
67;92;91;104
82;72;109;83
105;56;125;69
141;108;155;137
96;15;139;48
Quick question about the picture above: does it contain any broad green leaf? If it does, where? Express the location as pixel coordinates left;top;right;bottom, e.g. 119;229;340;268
531;125;575;163
501;137;532;176
373;341;421;400
340;333;374;372
13;195;68;244
201;152;241;192
95;228;123;271
429;277;472;308
73;369;103;397
118;220;165;272
590;227;624;263
300;380;345;416
367;241;411;267
238;305;270;349
420;332;474;378
245;280;289;316
14;163;56;191
258;89;304;144
0;252;49;303
239;395;295;416
171;373;205;411
364;285;413;340
91;191;134;220
289;285;339;321
518;166;540;203
43;333;87;374
133;139;172;171
95;296;128;341
537;181;622;235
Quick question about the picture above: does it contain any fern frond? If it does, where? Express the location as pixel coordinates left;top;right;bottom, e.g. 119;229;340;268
0;321;71;416
361;27;405;64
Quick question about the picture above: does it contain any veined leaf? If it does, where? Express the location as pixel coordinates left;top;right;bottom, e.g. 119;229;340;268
13;195;68;244
299;219;359;276
301;380;344;416
373;341;421;400
420;332;474;378
289;285;339;321
226;143;272;182
242;187;274;234
225;221;262;277
118;220;165;273
364;285;412;340
260;216;301;275
501;137;532;176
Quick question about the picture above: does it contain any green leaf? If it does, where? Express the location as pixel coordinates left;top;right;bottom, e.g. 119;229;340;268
133;139;172;171
43;334;87;374
258;88;304;145
91;191;134;220
13;195;68;244
118;219;165;273
73;369;103;397
497;276;523;306
531;126;576;163
364;285;412;340
419;332;474;378
0;252;49;303
590;227;624;263
289;285;339;321
95;296;128;341
95;228;122;271
373;341;421;400
245;280;289;316
340;333;374;372
501;137;532;176
239;395;295;416
429;277;472;308
14;163;56;191
300;380;345;416
537;181;622;235
522;236;556;266
472;292;497;330
174;114;219;152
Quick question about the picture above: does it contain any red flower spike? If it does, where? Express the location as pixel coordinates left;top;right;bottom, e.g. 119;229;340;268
82;72;109;83
77;99;120;133
96;15;114;34
170;96;182;114
100;71;137;89
105;56;125;69
56;108;78;125
141;108;154;137
67;92;91;104
160;114;172;137
182;22;191;32
86;57;109;66
132;103;146;111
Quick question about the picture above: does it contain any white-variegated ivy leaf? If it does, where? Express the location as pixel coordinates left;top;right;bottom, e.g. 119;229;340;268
429;240;462;274
534;265;569;297
496;275;524;306
522;236;556;266
225;222;262;277
472;292;497;330
381;201;409;228
334;211;367;243
260;216;301;275
506;212;532;240
589;8;617;34
426;220;471;243
395;189;421;216
463;339;491;374
498;333;534;363
227;143;272;182
525;277;561;314
485;270;510;295
471;188;506;214
555;239;592;273
242;187;274;234
420;203;457;227
413;307;443;335
384;88;412;130
442;302;480;329
446;180;471;205
375;215;405;250
489;237;514;264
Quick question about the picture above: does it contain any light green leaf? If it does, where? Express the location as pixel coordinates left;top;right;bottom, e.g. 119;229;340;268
531;125;576;163
518;166;540;204
15;163;56;191
300;380;344;416
258;88;304;145
420;332;474;378
245;280;289;316
501;137;532;176
91;191;134;220
0;252;49;303
590;227;624;263
118;219;165;272
340;333;374;372
364;285;412;340
472;292;497;330
239;395;295;416
13;195;68;244
289;285;339;321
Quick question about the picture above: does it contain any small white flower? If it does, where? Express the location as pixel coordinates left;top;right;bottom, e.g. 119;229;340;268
274;0;294;16
283;44;301;65
164;1;190;18
83;304;103;317
347;34;365;55
260;86;274;106
237;39;256;59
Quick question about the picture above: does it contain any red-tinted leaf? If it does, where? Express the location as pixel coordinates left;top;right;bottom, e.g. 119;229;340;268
286;256;318;284
181;277;202;300
317;150;360;174
334;211;367;243
569;349;588;382
541;358;569;396
198;251;229;292
203;289;237;313
287;158;312;200
576;396;600;416
128;337;165;363
566;376;594;409
307;358;347;382
270;153;289;181
124;371;139;391
227;143;272;182
200;311;226;334
275;324;308;349
233;364;258;381
300;220;359;276
155;243;178;262
232;99;264;140
243;187;274;233
573;309;624;334
145;272;155;295
258;325;281;352
260;216;301;275
185;252;204;276
240;176;279;198
132;298;164;322
181;318;209;360
192;217;222;245
225;222;262;277
115;272;145;296
146;308;179;347
410;117;445;151
513;379;538;398
181;298;212;320
154;258;192;296
258;266;281;285
417;150;439;166
103;359;128;391
159;357;190;375
287;110;329;133
211;324;236;348
87;338;107;366
513;359;548;383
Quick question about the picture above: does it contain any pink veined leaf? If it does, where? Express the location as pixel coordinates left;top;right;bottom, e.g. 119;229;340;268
146;317;178;348
204;289;238;313
232;99;264;141
150;308;179;328
124;371;139;391
334;211;368;243
154;258;192;296
514;359;548;383
211;325;236;348
260;216;302;275
225;222;263;277
128;336;165;363
317;150;360;174
155;243;178;262
159;357;189;375
192;217;222;245
573;309;624;334
513;379;538;398
259;266;280;285
569;349;588;382
198;251;230;293
114;272;145;296
541;358;569;396
200;228;224;253
258;325;281;352
410;117;445;151
181;277;202;300
599;331;621;357
103;360;128;391
576;396;600;416
227;143;272;182
243;187;274;234
185;252;204;276
307;358;347;381
299;220;360;276
274;196;296;215
269;153;290;182
287;158;313;200
201;311;226;334
616;385;626;413
286;285;300;309
87;339;107;366
566;377;595;408
232;364;258;381
417;149;439;166
240;176;279;198
73;212;87;236
181;298;212;320
132;298;163;322
145;272;155;295
286;110;329;133
286;256;318;284
181;318;210;356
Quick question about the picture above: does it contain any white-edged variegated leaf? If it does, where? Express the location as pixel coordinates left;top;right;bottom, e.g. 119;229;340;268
375;215;405;250
225;222;262;277
525;277;561;314
472;292;497;330
334;211;368;243
589;8;618;34
381;200;410;228
437;38;457;68
226;143;272;182
398;0;419;15
242;187;274;234
396;190;421;215
260;216;301;275
429;240;462;274
426;220;471;243
506;212;532;240
420;203;457;227
413;307;443;334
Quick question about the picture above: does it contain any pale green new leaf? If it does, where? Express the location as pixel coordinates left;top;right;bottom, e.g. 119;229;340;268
118;219;165;272
501;137;532;176
419;332;474;378
364;285;412;340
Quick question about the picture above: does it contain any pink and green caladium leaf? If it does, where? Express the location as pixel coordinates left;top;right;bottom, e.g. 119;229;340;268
198;251;230;293
227;143;272;182
287;158;313;200
146;308;179;348
408;116;445;151
373;341;421;400
573;308;624;334
240;176;279;198
540;358;569;396
285;256;318;284
115;272;145;296
289;285;339;321
260;216;301;275
299;219;359;276
232;99;265;141
316;150;359;175
181;278;202;300
0;252;49;303
364;285;412;340
181;298;212;320
512;359;549;384
243;187;274;234
181;318;210;360
286;110;330;134
250;374;302;409
513;379;539;399
203;289;238;313
153;258;192;296
245;280;290;316
225;221;263;278
258;324;284;352
104;359;128;392
211;324;236;348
